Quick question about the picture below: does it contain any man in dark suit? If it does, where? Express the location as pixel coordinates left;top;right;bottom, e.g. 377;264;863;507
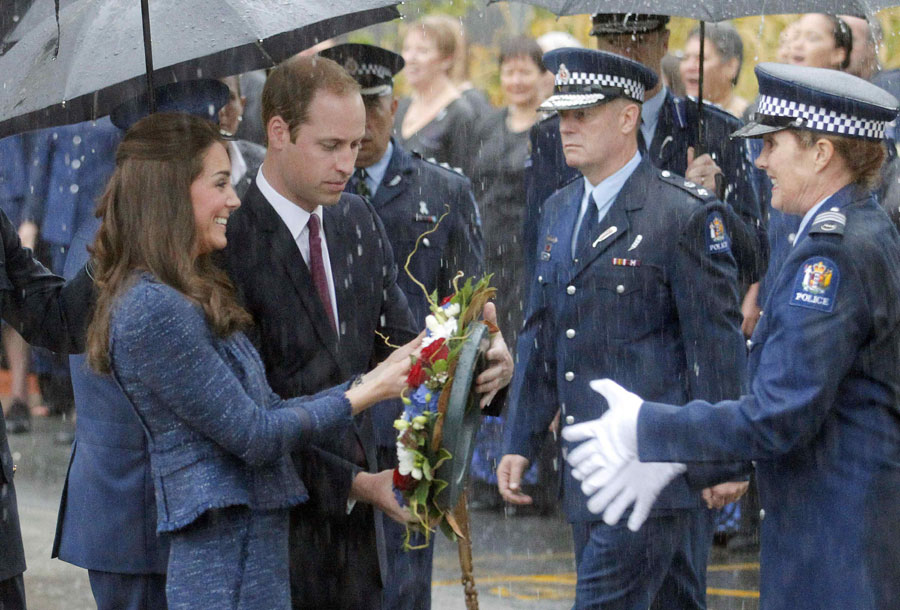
499;48;747;610
221;54;512;610
320;43;484;610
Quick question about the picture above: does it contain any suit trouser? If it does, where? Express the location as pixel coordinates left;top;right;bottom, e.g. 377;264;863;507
289;503;383;610
88;571;167;610
382;516;434;610
572;510;707;610
0;574;25;610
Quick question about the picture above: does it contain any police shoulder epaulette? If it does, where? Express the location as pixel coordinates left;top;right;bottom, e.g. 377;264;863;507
656;169;716;202
422;155;465;176
683;95;741;127
808;207;846;237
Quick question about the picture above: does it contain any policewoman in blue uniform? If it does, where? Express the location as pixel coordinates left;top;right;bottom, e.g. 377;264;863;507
565;63;900;610
498;49;747;609
523;14;767;296
320;43;485;610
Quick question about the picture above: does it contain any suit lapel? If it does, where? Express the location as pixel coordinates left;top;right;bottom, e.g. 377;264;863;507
246;183;341;363
322;201;355;373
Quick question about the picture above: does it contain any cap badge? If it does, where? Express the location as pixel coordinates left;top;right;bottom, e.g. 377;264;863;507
343;57;359;75
557;63;570;85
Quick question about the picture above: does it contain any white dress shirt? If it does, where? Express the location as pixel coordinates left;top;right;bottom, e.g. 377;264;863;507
256;164;340;327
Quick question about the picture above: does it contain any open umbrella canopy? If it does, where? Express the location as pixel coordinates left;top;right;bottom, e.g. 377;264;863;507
0;0;400;138
495;0;895;20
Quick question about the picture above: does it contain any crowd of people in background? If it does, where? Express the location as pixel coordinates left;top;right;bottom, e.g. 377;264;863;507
0;8;899;610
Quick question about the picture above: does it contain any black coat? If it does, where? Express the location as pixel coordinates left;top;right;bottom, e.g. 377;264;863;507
0;209;93;583
219;183;417;608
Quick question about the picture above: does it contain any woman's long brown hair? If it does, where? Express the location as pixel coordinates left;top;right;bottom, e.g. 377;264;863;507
87;112;251;373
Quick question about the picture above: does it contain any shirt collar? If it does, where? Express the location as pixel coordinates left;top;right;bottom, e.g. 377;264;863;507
363;140;394;196
640;86;667;146
582;150;642;215
228;140;247;186
257;162;322;241
794;194;833;246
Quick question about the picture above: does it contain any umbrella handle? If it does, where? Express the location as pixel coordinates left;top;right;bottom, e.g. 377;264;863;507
141;0;156;113
696;21;706;155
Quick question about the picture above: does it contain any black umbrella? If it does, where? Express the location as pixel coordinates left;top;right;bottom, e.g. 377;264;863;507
0;0;401;138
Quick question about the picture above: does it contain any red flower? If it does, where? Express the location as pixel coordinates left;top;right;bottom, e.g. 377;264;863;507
440;295;454;306
407;361;426;387
420;337;449;365
393;468;416;491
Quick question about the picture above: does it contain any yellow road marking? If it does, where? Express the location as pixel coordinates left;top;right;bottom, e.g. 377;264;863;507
708;588;761;599
708;562;761;572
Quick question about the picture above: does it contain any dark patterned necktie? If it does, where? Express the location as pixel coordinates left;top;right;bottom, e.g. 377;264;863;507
352;168;371;200
307;214;336;331
573;194;599;259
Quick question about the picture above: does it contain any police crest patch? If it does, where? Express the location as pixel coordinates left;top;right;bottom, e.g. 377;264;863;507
790;257;839;312
705;211;731;254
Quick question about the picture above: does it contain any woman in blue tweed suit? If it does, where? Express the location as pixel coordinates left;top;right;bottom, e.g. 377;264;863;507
83;112;417;610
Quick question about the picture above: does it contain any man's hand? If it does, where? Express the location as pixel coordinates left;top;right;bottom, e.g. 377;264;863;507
475;302;514;409
349;470;413;524
497;454;532;505
685;146;722;191
741;283;762;339
702;481;749;510
18;220;38;251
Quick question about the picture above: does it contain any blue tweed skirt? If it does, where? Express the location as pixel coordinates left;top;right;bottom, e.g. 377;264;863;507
166;506;289;609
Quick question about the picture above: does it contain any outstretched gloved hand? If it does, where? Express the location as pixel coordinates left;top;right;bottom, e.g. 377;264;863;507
562;378;643;488
585;459;687;531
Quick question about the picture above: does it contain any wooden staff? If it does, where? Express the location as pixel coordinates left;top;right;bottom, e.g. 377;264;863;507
453;491;479;609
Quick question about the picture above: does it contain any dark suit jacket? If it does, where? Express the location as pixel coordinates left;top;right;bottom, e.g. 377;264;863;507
219;181;417;607
233;139;265;200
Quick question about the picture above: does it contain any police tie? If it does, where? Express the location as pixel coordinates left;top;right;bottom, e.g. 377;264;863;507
307;214;337;331
351;167;371;200
573;193;599;259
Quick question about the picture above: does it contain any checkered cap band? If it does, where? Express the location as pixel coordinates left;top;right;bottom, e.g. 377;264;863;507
351;63;393;79
757;94;886;139
556;71;645;102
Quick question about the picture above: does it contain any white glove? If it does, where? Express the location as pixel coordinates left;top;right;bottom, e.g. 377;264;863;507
586;459;687;531
562;379;642;487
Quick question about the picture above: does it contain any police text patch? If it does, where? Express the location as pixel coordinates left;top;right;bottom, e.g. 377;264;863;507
790;257;839;312
705;211;731;254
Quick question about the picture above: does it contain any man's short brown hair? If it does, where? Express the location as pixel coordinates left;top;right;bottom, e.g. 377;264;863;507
261;55;361;143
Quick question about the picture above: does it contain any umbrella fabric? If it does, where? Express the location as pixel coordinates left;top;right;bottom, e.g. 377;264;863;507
0;0;400;138
493;0;894;22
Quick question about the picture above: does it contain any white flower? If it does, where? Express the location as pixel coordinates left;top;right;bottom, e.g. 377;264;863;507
444;302;460;317
397;443;416;476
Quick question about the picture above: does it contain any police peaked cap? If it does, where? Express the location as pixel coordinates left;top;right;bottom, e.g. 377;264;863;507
110;79;229;132
319;43;404;96
538;48;658;111
590;13;670;36
733;63;899;141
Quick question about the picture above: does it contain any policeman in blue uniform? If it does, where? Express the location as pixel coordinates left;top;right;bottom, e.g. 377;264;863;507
498;48;747;610
523;14;767;297
565;63;900;610
321;43;484;610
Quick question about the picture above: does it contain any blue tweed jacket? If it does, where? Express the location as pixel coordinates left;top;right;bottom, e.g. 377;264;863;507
109;274;354;533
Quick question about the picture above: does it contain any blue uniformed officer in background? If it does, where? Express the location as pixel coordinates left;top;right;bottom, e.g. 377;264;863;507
321;43;485;610
565;63;900;610
524;13;768;311
498;48;748;610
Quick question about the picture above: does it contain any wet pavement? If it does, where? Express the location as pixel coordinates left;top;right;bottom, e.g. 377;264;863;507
9;416;760;609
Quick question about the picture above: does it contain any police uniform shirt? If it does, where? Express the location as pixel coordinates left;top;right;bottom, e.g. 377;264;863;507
640;86;667;150
256;164;340;327
227;140;248;188
361;140;393;197
793;196;832;246
571;151;642;258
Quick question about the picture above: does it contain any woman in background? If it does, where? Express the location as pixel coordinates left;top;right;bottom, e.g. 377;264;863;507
86;112;417;609
679;22;748;117
395;16;478;178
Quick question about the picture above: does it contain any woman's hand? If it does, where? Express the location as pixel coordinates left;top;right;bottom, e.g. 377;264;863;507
345;332;423;414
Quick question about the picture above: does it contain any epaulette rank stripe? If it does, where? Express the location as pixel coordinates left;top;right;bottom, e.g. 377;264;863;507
809;209;846;236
